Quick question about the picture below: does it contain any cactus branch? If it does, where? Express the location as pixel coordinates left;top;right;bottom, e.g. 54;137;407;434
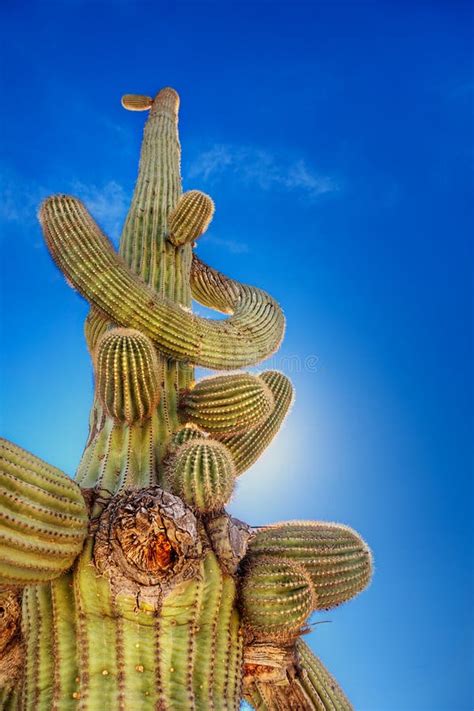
94;328;161;424
168;190;215;246
217;371;294;475
0;439;88;586
179;373;275;435
121;94;153;111
39;195;285;369
246;521;373;610
240;557;316;640
166;439;236;514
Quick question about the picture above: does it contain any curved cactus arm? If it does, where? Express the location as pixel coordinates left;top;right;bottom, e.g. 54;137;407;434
190;253;246;314
242;639;353;710
216;371;294;475
245;521;373;609
179;373;275;435
0;438;89;586
39;196;285;370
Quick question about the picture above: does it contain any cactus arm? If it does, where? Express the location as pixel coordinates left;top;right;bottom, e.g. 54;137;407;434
216;371;294;475
239;524;371;707
94;328;161;425
166;438;236;513
242;639;353;710
0;439;89;586
240;557;316;639
39;195;285;370
245;521;373;609
190;253;248;314
179;373;275;436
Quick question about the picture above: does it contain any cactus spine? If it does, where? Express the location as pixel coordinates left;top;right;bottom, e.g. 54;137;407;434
240;558;315;638
167;190;215;246
179;374;274;435
0;85;373;710
167;439;236;513
94;328;161;424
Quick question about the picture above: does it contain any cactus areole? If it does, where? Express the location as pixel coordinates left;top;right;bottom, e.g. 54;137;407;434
0;87;373;710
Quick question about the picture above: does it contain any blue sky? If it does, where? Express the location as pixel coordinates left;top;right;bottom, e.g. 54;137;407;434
1;1;472;709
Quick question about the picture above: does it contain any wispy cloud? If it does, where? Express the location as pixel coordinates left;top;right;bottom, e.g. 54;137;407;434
0;171;49;226
0;168;130;245
71;180;130;243
187;144;339;199
203;233;250;255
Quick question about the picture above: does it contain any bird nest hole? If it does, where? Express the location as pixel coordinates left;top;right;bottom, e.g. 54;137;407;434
93;487;203;598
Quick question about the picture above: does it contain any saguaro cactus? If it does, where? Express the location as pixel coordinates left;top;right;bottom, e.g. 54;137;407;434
0;87;373;709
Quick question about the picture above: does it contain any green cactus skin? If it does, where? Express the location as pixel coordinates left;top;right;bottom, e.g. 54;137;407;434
169;425;208;451
17;543;242;710
0;85;374;709
179;374;275;435
167;190;215;246
84;307;112;354
217;370;294;476
94;328;161;425
0;439;88;586
167;439;236;513
240;558;315;639
245;522;373;610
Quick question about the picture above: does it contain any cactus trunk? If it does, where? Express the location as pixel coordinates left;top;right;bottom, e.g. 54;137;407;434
1;85;373;710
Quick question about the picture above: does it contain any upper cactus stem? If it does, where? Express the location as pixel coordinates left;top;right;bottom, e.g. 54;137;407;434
119;87;185;296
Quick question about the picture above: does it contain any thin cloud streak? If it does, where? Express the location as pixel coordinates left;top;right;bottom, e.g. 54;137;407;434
71;180;130;243
188;144;339;199
0;171;49;226
0;170;130;245
202;233;250;254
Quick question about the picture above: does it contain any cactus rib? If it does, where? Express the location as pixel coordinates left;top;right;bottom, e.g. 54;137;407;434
94;328;161;424
167;439;236;513
217;370;294;475
179;373;275;435
0;439;88;586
